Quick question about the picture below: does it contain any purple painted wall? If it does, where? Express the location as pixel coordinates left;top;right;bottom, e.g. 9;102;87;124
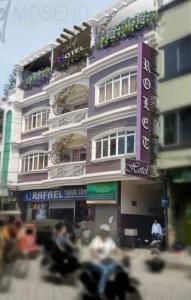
88;58;137;117
19;143;48;155
18;172;48;183
21;128;48;140
23;87;43;98
90;34;145;64
22;99;49;114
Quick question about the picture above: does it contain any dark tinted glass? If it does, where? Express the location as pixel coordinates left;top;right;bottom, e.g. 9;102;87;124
164;113;177;145
180;107;191;143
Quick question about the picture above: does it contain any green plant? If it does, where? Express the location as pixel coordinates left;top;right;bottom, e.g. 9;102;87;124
3;68;17;96
96;10;157;50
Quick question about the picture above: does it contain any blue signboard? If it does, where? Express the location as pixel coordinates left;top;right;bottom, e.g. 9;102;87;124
22;186;86;202
161;196;169;208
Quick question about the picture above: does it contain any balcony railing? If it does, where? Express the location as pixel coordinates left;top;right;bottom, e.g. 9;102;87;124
50;161;86;178
49;108;88;129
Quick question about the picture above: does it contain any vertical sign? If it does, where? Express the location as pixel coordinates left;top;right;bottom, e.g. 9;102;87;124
136;42;158;164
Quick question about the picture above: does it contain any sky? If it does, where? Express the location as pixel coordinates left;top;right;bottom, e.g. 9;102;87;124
0;0;155;96
0;0;118;96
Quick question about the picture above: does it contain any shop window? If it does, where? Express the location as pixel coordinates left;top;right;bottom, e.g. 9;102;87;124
97;71;137;105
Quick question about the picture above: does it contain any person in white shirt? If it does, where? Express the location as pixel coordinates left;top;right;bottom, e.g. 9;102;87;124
151;219;162;238
89;224;117;261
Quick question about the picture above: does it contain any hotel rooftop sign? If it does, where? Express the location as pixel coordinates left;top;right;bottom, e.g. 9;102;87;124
53;27;91;72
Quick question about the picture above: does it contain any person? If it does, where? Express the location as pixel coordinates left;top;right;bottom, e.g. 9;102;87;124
89;224;117;261
81;224;121;296
151;219;162;239
50;223;80;276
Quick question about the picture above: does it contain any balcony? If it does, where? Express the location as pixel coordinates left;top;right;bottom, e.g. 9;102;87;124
49;108;88;130
49;161;86;178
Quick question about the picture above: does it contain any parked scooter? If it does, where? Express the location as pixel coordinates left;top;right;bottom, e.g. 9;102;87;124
150;234;164;254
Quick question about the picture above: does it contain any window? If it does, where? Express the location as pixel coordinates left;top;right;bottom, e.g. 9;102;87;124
164;35;191;79
21;153;48;173
24;109;49;131
72;149;86;162
94;130;135;160
164;107;191;146
179;108;191;143
98;71;137;104
164;113;177;145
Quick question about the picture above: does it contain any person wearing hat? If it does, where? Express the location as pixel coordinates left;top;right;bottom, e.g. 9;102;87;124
89;224;117;261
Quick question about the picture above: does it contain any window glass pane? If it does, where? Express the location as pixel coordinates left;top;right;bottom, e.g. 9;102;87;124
122;73;129;78
164;113;177;145
164;44;177;78
113;80;120;98
25;119;28;131
25;157;29;172
96;141;101;159
121;77;129;95
80;149;86;161
110;133;116;138
178;37;191;73
44;154;48;168
28;116;32;130
34;156;38;170
73;150;80;162
130;74;137;93
29;156;33;171
21;159;25;172
99;86;105;103
110;138;116;156
33;113;37;128
39;155;44;169
114;75;120;81
37;113;41;127
46;112;49;124
106;82;112;101
103;140;108;157
42;112;47;126
118;137;125;154
127;135;135;153
118;131;125;136
180;108;191;143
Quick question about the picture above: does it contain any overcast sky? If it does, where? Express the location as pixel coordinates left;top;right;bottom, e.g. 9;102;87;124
0;0;155;96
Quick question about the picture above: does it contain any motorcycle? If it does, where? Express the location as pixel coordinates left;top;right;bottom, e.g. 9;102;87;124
38;226;80;284
79;257;142;300
150;234;164;254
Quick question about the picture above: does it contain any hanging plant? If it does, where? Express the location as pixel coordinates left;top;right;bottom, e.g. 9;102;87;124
95;10;157;50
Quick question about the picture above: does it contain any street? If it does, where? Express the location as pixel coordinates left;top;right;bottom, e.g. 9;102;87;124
1;250;191;300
